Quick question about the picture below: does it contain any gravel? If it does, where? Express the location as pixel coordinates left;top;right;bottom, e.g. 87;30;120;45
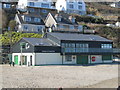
1;64;119;88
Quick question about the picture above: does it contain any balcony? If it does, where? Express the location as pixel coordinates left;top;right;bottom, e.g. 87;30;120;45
61;48;120;54
53;28;82;32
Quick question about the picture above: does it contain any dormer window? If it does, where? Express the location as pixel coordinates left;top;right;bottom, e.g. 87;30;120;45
34;18;40;22
25;17;31;22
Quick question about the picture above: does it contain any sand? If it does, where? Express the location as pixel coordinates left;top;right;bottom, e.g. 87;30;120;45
1;63;119;88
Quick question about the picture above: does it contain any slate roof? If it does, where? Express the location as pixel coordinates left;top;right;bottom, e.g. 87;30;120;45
17;14;45;25
51;13;78;25
47;32;113;42
23;38;59;46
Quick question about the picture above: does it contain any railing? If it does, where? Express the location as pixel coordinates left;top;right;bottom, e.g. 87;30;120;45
54;28;82;32
61;48;120;54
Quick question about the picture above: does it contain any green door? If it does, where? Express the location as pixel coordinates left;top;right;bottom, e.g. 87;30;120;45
14;55;18;65
77;55;88;64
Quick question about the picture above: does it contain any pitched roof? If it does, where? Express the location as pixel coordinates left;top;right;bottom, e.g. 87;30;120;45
23;38;59;46
47;32;113;42
50;13;78;25
16;14;45;25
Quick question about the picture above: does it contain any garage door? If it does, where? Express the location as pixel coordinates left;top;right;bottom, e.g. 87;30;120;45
77;55;88;64
14;55;18;65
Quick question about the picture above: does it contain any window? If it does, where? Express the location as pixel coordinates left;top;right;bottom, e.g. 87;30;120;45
69;4;74;8
69;25;74;29
69;2;74;3
25;17;31;22
4;4;11;8
29;8;34;12
34;18;40;22
59;25;64;29
24;26;28;30
101;44;112;49
29;2;34;6
76;43;88;48
79;11;82;14
42;10;47;13
78;2;82;4
78;25;82;30
37;26;42;31
43;0;48;1
65;55;72;62
78;5;82;9
41;3;49;8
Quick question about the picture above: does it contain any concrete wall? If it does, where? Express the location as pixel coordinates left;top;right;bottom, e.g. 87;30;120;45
35;53;62;65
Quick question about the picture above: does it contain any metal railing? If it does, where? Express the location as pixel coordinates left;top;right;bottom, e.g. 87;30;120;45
61;48;120;54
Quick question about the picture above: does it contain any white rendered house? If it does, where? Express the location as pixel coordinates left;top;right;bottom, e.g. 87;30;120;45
17;0;55;11
56;0;86;15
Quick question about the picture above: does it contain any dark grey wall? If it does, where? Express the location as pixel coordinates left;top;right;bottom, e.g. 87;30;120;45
61;40;113;48
12;39;34;53
34;46;61;53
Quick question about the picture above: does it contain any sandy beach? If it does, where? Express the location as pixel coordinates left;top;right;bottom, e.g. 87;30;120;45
1;63;119;88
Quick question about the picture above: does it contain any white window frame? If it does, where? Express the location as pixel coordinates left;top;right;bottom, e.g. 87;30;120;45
69;4;74;9
65;55;72;62
25;17;31;22
78;5;82;9
42;9;47;13
34;18;40;22
41;3;49;8
29;2;34;6
101;44;112;49
69;25;74;29
23;25;28;30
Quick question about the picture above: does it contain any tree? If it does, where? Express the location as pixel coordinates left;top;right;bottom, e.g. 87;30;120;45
8;20;16;31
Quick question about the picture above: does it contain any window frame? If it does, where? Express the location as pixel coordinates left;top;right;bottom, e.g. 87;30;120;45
65;55;72;62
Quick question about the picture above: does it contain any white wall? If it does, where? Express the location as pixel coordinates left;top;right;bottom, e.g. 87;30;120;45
18;0;28;10
63;55;76;64
18;0;54;10
18;24;45;33
56;0;67;11
56;0;86;15
88;55;102;64
35;53;62;65
12;53;35;66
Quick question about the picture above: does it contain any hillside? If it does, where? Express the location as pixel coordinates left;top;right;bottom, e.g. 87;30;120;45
86;2;120;21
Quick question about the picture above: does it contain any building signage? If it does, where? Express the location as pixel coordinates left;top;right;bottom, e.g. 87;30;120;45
92;56;96;62
42;50;55;53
